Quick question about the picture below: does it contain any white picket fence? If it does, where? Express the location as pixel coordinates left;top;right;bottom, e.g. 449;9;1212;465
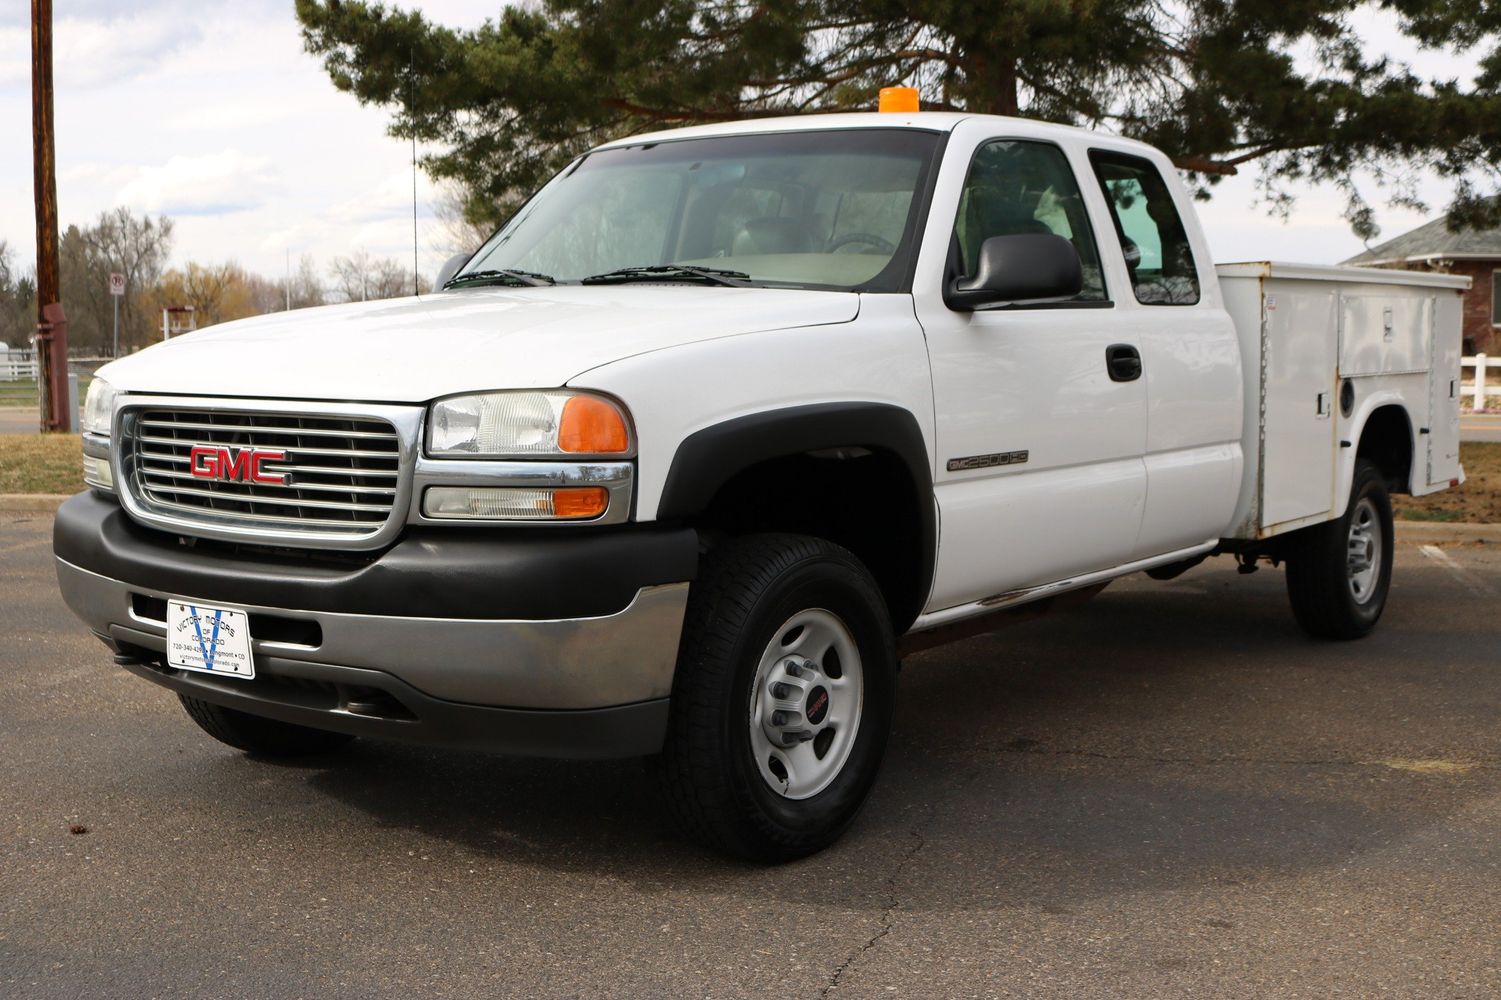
1465;355;1500;413
2;354;38;381
1;353;110;382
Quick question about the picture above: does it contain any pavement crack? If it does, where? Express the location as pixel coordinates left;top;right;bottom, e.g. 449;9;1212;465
821;805;935;997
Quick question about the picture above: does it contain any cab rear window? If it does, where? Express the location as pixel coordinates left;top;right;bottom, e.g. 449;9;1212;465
1089;151;1201;305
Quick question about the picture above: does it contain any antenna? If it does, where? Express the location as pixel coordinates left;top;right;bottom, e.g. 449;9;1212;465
409;47;419;297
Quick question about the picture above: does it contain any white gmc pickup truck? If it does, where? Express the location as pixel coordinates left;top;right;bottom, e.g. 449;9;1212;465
56;111;1467;861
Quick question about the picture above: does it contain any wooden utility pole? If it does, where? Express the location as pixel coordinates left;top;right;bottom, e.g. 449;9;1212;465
32;0;69;432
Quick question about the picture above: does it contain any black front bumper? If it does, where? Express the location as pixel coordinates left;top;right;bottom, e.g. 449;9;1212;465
54;491;698;621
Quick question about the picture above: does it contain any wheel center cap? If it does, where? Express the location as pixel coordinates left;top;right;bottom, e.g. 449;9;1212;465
805;685;830;725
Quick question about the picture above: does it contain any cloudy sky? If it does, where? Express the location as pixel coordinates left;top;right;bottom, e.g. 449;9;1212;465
1;0;504;285
0;2;1485;286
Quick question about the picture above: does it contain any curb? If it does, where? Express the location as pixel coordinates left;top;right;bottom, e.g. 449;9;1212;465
0;494;71;513
1394;520;1501;544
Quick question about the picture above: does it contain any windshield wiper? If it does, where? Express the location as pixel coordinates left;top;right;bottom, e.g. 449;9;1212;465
581;264;751;287
444;268;555;289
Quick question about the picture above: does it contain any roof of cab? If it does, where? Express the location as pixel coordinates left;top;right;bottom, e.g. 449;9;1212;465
593;111;1159;157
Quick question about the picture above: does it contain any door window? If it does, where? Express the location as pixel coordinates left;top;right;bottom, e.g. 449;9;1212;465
953;140;1108;303
1089;151;1200;305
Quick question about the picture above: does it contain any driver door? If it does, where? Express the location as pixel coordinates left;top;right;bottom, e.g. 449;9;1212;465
914;128;1148;613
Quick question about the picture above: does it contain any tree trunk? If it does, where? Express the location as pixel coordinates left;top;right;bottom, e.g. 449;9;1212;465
32;0;68;431
967;48;1019;117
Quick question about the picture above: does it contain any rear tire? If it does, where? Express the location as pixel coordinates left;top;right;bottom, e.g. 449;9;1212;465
178;695;356;757
1285;460;1394;640
651;534;898;862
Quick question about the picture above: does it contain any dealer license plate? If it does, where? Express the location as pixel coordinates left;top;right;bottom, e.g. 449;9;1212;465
165;600;255;679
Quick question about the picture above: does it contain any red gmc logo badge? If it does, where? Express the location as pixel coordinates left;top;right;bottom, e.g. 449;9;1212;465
189;445;286;485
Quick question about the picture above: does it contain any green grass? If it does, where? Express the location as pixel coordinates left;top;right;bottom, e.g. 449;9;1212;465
0;379;39;406
0;434;83;494
0;376;95;407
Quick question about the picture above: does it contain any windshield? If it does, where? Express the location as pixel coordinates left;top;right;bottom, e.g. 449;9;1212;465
456;129;942;291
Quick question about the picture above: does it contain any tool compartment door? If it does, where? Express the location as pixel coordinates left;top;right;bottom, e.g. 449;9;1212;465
1339;294;1433;377
1261;285;1338;528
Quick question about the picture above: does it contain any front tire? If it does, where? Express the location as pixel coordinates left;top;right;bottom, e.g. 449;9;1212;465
652;534;898;862
1285;460;1394;640
178;695;356;757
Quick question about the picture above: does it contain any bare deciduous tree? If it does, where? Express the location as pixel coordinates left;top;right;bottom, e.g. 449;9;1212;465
430;180;493;260
328;250;430;302
0;240;37;349
59;208;175;354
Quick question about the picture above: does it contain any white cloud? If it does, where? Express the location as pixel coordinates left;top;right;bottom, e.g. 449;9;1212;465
0;11;203;89
330;168;441;226
115;150;279;216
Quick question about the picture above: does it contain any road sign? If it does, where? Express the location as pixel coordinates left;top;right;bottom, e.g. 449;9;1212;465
109;273;125;356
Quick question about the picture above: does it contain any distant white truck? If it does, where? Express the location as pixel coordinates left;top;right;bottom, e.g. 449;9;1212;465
56;109;1467;860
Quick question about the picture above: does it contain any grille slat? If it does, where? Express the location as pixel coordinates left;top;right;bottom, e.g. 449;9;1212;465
135;434;399;460
139;418;399;442
139;479;393;513
137;450;401;478
135;498;391;529
125;407;405;540
139;467;397;496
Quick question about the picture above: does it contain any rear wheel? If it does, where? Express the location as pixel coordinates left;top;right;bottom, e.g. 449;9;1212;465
178;695;356;757
652;534;898;862
1285;460;1394;639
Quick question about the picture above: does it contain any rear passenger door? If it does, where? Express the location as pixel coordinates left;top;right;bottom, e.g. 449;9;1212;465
1085;150;1243;555
913;125;1148;613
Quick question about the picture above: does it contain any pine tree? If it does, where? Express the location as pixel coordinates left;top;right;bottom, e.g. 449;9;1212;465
296;0;1501;238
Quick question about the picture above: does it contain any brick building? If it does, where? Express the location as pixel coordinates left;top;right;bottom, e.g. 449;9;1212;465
1345;217;1501;354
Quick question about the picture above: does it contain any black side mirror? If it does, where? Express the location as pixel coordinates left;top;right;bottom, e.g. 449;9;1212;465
435;252;473;290
945;233;1083;311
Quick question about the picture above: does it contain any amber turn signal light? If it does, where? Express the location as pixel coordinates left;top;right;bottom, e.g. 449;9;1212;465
551;487;610;519
559;395;630;454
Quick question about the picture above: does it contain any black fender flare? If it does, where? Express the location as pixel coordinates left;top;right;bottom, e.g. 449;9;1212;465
657;402;935;627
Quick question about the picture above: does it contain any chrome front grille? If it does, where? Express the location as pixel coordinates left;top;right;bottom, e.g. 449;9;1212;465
118;399;421;549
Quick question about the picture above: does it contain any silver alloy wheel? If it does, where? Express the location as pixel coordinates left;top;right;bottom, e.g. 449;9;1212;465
1346;497;1382;604
748;608;864;800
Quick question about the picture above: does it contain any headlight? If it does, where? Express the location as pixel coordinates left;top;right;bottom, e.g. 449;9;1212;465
427;391;631;457
81;378;117;436
80;379;117;492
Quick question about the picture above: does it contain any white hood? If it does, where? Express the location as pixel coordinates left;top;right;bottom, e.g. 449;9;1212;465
98;286;860;402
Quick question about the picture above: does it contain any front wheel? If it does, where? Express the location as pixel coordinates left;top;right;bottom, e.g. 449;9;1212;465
652;534;898;862
1285;460;1394;639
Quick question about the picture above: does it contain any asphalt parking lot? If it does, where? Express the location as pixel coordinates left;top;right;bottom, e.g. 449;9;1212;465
4;512;1501;999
